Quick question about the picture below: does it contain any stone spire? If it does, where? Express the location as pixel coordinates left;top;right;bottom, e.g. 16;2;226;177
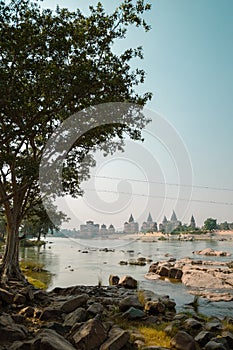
147;212;153;222
129;214;134;223
162;216;168;224
170;210;177;222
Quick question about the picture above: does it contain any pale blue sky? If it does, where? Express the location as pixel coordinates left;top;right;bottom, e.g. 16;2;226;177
42;0;233;228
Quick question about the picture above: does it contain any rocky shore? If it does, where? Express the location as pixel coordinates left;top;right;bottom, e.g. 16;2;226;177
0;274;233;350
145;248;233;302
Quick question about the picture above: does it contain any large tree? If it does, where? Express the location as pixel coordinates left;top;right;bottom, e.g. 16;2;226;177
203;218;217;232
0;0;152;282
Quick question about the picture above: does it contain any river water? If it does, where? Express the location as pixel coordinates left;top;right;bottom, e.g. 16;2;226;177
20;236;233;318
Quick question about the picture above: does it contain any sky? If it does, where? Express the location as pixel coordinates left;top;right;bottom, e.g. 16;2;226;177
41;0;233;230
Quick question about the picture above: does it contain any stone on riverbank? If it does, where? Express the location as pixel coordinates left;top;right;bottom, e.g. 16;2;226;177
194;248;231;256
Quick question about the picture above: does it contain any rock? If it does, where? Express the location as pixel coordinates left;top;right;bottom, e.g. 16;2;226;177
119;261;128;265
203;340;227;349
46;322;67;336
0;288;14;304
33;289;50;302
109;275;120;286
10;340;33;350
170;331;196;350
160;296;176;310
100;329;130;350
129;259;147;266
149;262;159;273
134;339;145;348
72;318;107;349
168;267;183;280
142;347;170;350
195;331;215;347
63;307;88;327
144;300;166;315
183;318;203;331
211;337;230;349
122;307;145;320
60;293;88;313
11;314;26;324
181;266;229;290
40;307;63;321
157;266;169;277
119;295;143;312
205;320;223;332
33;329;76;350
118;275;137;289
221;331;233;349
195;248;231;257
0;314;27;342
87;302;104;315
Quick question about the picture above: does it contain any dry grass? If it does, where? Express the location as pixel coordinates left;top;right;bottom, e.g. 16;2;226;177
138;325;171;347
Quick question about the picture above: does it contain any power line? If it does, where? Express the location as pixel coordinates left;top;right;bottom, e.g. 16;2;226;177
92;175;233;193
82;188;233;206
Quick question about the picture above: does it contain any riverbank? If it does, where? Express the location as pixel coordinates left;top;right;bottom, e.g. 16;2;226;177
1;278;233;350
127;230;233;242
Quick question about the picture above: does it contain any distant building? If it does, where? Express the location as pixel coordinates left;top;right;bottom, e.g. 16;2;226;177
190;215;196;229
80;221;99;236
159;211;181;234
124;214;139;234
108;224;116;234
99;224;108;235
141;213;158;232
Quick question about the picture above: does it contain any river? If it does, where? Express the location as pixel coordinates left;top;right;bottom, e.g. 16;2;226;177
20;236;233;318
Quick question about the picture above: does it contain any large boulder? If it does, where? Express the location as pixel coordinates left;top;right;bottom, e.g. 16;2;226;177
119;295;143;312
144;300;166;315
33;329;76;350
0;314;27;343
72;318;107;350
195;248;231;257
63;307;88;327
60;293;89;313
100;329;130;350
118;275;137;289
109;275;120;286
170;331;196;350
122;307;145;320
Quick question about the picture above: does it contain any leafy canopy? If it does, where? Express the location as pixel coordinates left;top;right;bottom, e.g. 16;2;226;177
0;0;152;215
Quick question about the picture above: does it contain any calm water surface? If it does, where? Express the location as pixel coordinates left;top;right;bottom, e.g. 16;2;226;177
20;237;233;318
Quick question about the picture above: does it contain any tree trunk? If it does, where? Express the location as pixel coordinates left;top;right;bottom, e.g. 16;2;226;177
0;211;26;284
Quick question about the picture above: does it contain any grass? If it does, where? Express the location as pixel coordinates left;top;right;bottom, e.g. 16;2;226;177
138;325;171;347
222;320;233;333
113;316;172;348
20;260;52;290
20;260;45;272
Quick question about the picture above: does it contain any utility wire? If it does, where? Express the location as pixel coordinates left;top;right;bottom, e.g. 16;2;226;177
92;175;233;193
82;188;233;206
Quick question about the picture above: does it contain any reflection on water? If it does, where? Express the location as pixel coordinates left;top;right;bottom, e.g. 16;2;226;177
19;237;233;318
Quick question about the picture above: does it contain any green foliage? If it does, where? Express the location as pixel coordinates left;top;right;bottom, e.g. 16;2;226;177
218;221;229;230
20;201;68;240
20;260;45;272
0;0;152;278
203;218;217;231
